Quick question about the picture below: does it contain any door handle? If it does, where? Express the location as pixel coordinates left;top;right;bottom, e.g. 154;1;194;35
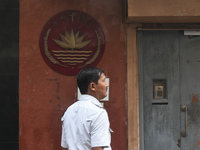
181;105;187;137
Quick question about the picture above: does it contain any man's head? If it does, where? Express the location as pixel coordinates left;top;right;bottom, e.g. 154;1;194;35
77;67;108;100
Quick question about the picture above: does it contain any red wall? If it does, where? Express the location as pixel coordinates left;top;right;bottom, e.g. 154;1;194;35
19;0;127;149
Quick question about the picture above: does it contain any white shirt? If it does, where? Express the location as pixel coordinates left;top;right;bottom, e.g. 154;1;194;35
61;94;112;150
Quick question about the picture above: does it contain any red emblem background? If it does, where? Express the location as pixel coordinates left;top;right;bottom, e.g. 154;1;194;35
39;10;105;76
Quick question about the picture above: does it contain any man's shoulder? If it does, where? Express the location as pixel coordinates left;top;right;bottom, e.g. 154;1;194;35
66;100;101;111
78;100;102;111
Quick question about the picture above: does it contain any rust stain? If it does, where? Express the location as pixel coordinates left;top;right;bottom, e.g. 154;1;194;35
197;140;200;147
177;139;181;148
192;94;198;103
196;130;199;136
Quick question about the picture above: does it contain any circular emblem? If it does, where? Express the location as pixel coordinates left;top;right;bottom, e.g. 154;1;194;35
39;10;105;76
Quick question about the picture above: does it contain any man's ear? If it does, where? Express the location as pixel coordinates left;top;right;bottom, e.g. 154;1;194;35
89;82;96;92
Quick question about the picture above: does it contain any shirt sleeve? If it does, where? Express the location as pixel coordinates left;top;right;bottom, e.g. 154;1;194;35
61;120;68;148
90;110;111;148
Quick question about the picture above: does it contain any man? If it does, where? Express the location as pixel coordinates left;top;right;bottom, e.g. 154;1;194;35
61;67;112;150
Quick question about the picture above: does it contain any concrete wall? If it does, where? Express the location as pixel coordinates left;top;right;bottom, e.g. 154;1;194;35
19;0;127;149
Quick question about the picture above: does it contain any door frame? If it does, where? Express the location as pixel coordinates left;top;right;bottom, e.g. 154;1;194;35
126;24;200;150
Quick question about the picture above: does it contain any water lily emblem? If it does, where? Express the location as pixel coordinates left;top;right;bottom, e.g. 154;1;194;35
52;30;91;50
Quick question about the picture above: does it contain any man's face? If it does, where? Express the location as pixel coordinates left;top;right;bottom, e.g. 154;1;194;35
95;73;109;100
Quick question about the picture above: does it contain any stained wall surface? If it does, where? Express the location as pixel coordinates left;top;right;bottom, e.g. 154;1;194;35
19;0;127;150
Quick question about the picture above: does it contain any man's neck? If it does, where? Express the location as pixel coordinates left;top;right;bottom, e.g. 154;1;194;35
86;91;100;101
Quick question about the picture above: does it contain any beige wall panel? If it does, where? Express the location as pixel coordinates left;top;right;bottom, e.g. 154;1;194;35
127;0;200;23
126;25;140;150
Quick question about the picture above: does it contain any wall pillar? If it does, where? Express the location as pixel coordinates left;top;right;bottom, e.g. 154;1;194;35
126;24;140;150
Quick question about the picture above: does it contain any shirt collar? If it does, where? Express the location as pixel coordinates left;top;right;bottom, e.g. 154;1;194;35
79;94;103;108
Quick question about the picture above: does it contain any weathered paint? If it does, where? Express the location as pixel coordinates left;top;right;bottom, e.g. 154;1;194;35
197;141;200;147
180;33;200;150
19;0;127;149
192;94;198;103
139;31;200;150
177;139;181;148
196;130;199;136
139;31;180;150
196;130;200;147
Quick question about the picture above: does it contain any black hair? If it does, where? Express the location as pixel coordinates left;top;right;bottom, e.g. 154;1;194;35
77;66;104;94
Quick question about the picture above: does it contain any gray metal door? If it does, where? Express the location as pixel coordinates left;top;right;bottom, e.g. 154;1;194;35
180;33;200;150
138;30;200;150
